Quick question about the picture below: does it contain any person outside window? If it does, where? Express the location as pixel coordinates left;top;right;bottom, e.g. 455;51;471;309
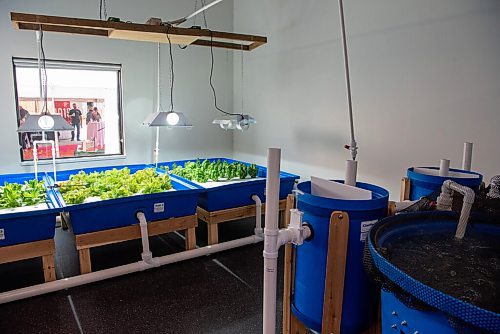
68;103;82;141
86;107;93;125
92;107;102;122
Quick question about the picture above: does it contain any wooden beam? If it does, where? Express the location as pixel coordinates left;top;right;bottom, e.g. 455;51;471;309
197;199;287;225
0;239;55;264
11;12;267;51
400;177;411;201
322;211;349;334
75;215;197;249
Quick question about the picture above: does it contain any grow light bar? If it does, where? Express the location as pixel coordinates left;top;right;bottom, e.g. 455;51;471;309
212;114;256;131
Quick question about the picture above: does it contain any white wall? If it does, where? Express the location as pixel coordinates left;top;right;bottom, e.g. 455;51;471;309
0;0;234;174
233;0;500;198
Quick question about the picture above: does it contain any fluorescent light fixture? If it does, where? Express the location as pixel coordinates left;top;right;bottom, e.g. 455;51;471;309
143;111;193;128
213;114;255;131
17;114;74;132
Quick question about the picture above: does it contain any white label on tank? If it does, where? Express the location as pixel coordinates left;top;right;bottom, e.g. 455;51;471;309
0;228;4;240
360;220;377;242
154;202;165;213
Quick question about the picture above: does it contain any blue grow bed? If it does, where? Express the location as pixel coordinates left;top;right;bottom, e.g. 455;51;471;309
0;172;59;247
155;158;299;211
50;164;202;235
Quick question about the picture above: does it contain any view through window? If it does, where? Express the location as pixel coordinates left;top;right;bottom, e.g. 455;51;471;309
13;58;124;162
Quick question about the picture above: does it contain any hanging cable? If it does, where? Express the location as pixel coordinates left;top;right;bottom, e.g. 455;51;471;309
166;27;175;112
240;45;244;114
38;28;49;115
99;0;108;21
208;30;242;117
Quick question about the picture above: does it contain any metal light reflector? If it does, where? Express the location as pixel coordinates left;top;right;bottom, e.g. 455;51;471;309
17;114;73;132
212;114;255;131
142;111;192;129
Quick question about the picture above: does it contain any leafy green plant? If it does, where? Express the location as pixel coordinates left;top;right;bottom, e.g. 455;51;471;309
59;167;172;205
0;179;47;209
160;159;259;183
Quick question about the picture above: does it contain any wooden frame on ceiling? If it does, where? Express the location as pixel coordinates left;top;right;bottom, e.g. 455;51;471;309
11;12;267;51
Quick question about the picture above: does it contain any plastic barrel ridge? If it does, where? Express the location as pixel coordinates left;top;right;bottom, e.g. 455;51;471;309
407;167;482;200
291;181;389;333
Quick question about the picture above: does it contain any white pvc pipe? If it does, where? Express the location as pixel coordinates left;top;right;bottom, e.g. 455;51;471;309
439;159;450;177
344;159;358;186
0;234;262;305
252;194;263;237
462;142;473;171
154;127;160;168
263;148;281;334
436;180;475;240
33;140;57;182
137;212;153;263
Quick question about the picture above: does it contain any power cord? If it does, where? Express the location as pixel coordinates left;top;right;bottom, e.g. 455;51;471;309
166;27;175;112
208;30;242;117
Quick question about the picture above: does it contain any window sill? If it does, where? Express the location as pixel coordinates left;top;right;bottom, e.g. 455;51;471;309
20;154;126;167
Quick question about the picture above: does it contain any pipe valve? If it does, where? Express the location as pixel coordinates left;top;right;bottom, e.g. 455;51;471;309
278;209;311;247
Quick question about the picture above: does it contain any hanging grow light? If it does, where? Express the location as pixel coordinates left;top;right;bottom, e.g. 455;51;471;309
212;114;255;131
143;111;192;128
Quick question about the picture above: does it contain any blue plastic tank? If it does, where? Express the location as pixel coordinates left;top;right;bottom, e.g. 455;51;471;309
292;181;389;333
368;211;500;334
407;167;482;200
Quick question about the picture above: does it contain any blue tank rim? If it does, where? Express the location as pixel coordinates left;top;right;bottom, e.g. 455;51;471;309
367;211;500;331
297;180;389;211
407;167;482;185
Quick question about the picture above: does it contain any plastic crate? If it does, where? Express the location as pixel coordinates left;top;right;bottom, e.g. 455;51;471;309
0;172;59;247
49;164;202;235
156;158;299;211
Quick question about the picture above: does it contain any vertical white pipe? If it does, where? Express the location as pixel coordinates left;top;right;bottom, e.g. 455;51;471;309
136;212;153;263
50;141;57;183
344;159;358;186
439;159;450;177
154;127;160;168
33;143;39;180
462;142;473;171
263;148;281;334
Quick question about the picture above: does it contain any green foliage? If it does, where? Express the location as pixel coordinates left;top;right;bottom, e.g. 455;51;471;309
59;167;172;205
160;159;259;183
0;179;46;209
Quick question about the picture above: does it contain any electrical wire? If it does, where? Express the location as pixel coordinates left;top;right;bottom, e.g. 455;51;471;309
99;0;108;21
166;27;175;112
39;29;49;115
208;30;241;117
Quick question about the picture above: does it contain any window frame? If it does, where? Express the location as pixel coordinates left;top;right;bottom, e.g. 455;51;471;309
12;57;126;164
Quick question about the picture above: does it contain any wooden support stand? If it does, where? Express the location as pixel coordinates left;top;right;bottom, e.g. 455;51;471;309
75;214;197;274
400;177;411;201
0;239;56;282
197;199;287;245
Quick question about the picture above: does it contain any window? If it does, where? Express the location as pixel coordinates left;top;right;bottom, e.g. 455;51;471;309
13;58;124;162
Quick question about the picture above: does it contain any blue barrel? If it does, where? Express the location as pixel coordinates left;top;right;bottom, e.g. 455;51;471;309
292;181;389;333
407;167;482;200
368;212;500;334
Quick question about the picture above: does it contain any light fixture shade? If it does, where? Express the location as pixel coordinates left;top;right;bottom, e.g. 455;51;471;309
142;111;193;128
17;114;74;132
212;114;256;131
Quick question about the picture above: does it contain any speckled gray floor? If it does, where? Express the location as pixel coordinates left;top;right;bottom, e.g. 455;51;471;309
0;217;284;333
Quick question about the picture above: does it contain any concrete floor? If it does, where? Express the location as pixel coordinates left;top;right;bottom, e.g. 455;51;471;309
0;217;286;333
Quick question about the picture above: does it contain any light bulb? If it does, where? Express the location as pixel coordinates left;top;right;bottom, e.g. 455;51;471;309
236;117;249;131
166;112;180;126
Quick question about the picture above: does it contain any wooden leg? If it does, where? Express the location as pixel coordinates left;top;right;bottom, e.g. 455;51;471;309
282;194;295;334
207;223;219;245
79;248;92;274
185;227;196;250
322;211;350;334
400;177;411;201
42;254;56;282
290;313;308;334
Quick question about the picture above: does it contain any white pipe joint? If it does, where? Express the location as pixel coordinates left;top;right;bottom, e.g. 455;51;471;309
277;209;311;247
462;142;473;171
437;180;475;240
252;194;263;237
